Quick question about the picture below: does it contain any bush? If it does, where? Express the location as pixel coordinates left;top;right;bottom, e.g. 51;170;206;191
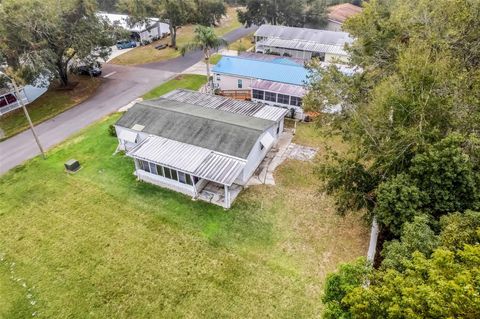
108;124;117;137
323;258;372;319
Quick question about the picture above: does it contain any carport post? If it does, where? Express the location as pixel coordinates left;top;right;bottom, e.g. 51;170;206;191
224;184;230;209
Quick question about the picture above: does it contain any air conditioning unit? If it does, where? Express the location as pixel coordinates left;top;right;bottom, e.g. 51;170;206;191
64;159;81;173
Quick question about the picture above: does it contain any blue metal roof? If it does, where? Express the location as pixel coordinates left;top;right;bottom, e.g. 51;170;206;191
212;56;309;86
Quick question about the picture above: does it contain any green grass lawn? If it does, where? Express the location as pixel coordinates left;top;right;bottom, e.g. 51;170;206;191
209;53;222;65
0;117;368;318
142;74;207;100
228;32;255;52
110;7;243;66
0;76;101;141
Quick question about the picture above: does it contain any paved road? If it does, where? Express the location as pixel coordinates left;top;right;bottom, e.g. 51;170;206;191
0;26;257;175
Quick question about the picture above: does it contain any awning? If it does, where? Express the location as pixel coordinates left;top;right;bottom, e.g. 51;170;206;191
118;130;138;143
260;132;275;149
127;136;246;186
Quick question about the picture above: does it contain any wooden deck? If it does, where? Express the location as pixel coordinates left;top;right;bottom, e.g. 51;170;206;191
218;90;251;100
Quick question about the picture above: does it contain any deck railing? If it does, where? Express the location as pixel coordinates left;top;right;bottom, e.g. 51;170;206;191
218;90;251;100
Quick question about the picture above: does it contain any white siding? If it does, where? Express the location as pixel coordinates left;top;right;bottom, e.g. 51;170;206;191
238;125;278;184
213;74;254;91
135;169;196;197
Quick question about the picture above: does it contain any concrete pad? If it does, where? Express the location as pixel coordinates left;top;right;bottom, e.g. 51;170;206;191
247;130;318;186
181;61;209;76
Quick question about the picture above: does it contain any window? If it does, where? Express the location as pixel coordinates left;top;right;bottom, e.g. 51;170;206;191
164;167;172;179
260;143;264;150
265;91;277;102
290;96;303;107
178;172;187;184
277;94;290;105
140;160;150;173
149;162;158;175
252;89;264;100
171;169;178;181
276;126;280;135
237;79;243;89
5;94;17;104
156;165;164;177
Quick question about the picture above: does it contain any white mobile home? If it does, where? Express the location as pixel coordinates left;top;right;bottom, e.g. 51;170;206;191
98;12;170;44
254;25;352;63
115;90;287;208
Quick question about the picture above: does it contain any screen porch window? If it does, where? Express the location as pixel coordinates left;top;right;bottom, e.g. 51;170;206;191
252;89;264;100
265;91;277;102
149;162;157;175
277;94;289;104
290;96;302;107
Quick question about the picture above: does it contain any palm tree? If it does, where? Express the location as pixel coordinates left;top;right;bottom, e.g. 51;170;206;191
181;26;227;92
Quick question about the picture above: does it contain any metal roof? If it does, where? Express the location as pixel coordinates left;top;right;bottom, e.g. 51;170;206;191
327;3;363;24
116;99;275;159
162;89;288;122
212;55;309;86
255;25;353;46
257;37;348;56
251;79;307;97
128;136;246;186
238;52;306;65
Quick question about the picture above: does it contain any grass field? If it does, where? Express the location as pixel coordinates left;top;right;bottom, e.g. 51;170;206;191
209;53;222;65
228;32;255;52
0;116;368;318
142;74;207;99
110;7;243;66
0;76;101;141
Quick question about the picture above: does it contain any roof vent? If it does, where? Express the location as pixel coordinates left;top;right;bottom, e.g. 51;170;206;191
131;124;145;131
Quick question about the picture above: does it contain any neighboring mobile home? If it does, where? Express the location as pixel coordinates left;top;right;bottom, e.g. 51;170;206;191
326;3;363;32
212;55;309;118
254;24;353;63
98;12;170;44
115;90;287;208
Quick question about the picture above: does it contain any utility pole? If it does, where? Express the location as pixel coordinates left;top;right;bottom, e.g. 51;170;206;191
4;74;46;159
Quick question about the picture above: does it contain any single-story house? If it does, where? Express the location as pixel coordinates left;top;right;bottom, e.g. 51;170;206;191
254;24;353;63
115;90;288;208
98;12;170;44
326;3;363;32
212;55;309;118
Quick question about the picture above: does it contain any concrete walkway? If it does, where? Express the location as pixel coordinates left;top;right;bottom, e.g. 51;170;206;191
247;130;318;186
181;49;239;76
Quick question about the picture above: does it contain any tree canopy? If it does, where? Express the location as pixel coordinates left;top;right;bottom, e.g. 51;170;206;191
118;0;226;48
311;0;480;316
306;0;480;226
0;0;113;87
238;0;328;28
323;211;480;318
